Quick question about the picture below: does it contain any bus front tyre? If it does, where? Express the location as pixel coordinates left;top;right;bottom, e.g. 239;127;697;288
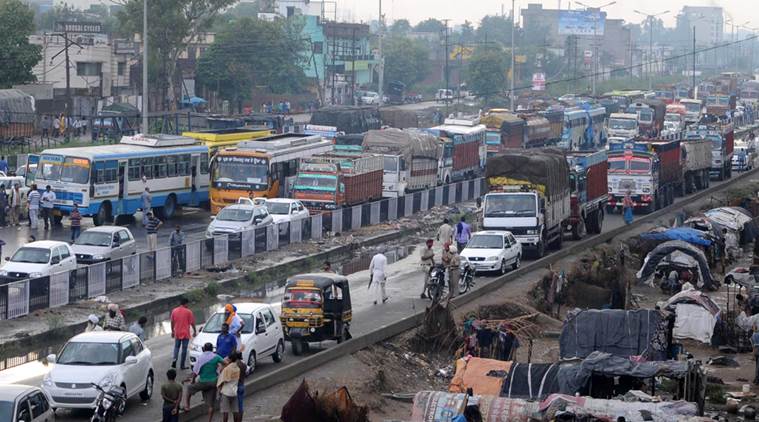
93;203;110;226
161;195;177;220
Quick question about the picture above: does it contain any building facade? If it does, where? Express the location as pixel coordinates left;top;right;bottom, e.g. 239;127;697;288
676;6;724;47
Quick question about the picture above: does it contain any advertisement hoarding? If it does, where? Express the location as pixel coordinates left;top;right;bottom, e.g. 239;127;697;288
558;10;605;36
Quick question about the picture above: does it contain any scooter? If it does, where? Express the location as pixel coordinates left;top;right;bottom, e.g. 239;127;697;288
90;383;126;422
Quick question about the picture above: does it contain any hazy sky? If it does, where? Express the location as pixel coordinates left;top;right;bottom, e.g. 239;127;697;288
334;0;757;28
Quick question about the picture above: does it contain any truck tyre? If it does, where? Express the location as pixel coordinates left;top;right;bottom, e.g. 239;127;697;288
595;209;605;233
535;240;545;259
666;187;674;207
551;231;563;250
571;217;586;240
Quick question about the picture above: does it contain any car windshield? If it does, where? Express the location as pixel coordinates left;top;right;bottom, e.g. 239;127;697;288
39;156;90;184
466;235;504;249
265;201;292;215
75;231;112;247
10;247;50;264
284;288;322;309
609;119;637;130
217;208;253;222
484;194;536;217
57;342;119;365
0;401;12;422
202;312;254;334
294;175;337;191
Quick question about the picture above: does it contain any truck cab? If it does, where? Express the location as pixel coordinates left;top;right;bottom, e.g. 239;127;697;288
483;190;544;248
679;99;703;125
686;124;734;180
607;143;660;213
607;113;639;139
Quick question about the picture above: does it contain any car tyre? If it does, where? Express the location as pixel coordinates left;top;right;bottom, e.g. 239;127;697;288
139;371;153;401
512;254;521;270
247;351;256;376
272;340;285;363
117;385;127;415
499;259;507;275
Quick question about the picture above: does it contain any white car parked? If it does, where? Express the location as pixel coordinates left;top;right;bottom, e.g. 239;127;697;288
265;198;310;228
72;226;137;265
0;241;77;283
0;384;55;422
42;331;154;411
189;303;285;375
206;202;274;240
460;231;522;275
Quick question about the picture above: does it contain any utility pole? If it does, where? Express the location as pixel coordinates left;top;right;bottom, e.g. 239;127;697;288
351;27;357;106
443;19;450;115
331;34;337;105
509;0;515;110
64;32;71;115
377;0;384;107
692;25;696;98
633;9;669;91
142;0;148;134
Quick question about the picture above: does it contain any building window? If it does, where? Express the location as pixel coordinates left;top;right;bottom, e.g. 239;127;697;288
286;6;295;17
117;62;126;76
76;62;101;76
313;41;323;54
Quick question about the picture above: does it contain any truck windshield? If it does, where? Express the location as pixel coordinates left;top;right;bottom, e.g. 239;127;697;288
486;131;501;146
683;103;701;113
638;110;653;122
664;114;680;122
484;194;536;217
608;158;626;172
39;156;90;184
383;156;399;172
630;158;651;172
708;136;723;150
294;174;337;191
609;119;637;130
213;156;268;185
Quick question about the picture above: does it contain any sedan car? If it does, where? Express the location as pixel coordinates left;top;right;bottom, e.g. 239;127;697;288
42;331;153;411
0;241;77;283
189;303;285;375
206;203;274;240
265;198;310;227
72;226;137;265
0;385;54;422
460;231;522;275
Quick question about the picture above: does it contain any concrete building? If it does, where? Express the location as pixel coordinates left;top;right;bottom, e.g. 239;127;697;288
676;6;723;47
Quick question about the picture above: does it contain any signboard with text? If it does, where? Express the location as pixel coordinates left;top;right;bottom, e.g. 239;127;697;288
558;11;605;36
55;21;102;33
532;73;546;91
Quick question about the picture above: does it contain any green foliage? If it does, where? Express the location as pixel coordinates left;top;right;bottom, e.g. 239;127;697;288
467;46;509;100
383;35;430;89
0;0;41;88
389;19;411;36
184;288;205;303
414;18;445;33
197;16;308;101
35;2;121;34
476;15;514;46
205;280;220;296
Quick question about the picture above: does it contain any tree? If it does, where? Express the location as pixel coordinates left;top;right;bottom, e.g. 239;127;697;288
476;15;513;46
414;18;445;33
389;18;411;36
383;35;430;89
467;46;509;100
0;0;41;88
196;17;307;109
117;0;235;110
459;20;475;43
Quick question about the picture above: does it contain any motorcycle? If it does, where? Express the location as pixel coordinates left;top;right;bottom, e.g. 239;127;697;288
90;382;126;422
426;264;448;303
458;259;475;294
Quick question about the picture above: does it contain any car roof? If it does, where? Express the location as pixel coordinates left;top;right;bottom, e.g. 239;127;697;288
265;198;298;204
472;231;511;237
68;331;138;343
222;204;265;211
211;303;271;315
0;384;41;400
83;226;129;234
24;240;70;249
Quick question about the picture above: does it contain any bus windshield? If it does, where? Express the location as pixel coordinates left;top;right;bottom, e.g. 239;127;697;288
213;156;268;185
294;174;337;191
39;156;90;184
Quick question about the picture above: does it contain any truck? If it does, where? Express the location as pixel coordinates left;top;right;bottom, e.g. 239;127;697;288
607;139;682;213
361;128;440;197
679;99;703;125
483;149;571;258
480;110;525;155
540;109;565;146
292;154;383;213
628;100;665;137
705;94;736;117
680;139;712;194
520;113;553;148
426;116;486;184
607;112;640;139
662;105;685;138
564;150;608;240
686;123;734;180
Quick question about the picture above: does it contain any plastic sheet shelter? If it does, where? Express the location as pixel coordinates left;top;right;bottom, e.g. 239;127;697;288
559;309;662;359
664;290;721;344
639;227;714;247
448;357;512;396
539;394;699;421
636;240;718;290
411;391;539;422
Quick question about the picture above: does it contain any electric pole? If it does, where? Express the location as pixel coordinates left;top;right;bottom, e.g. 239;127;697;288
377;0;384;107
142;0;148;134
443;19;450;115
633;9;669;91
509;0;515;111
692;25;696;98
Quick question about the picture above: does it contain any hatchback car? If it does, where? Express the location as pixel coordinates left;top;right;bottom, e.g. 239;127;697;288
0;241;77;283
0;384;54;422
42;331;153;411
265;198;310;227
189;303;285;375
460;231;522;275
72;226;137;265
206;203;273;240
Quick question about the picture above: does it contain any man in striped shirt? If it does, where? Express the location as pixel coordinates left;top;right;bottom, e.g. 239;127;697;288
70;204;82;242
146;211;162;251
27;184;40;230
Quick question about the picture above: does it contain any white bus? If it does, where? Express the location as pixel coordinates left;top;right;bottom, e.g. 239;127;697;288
30;134;210;225
560;107;607;150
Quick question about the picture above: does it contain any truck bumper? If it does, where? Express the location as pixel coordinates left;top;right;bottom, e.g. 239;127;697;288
514;235;541;247
608;195;652;209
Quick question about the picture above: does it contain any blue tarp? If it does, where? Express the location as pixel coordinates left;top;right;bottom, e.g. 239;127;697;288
639;227;713;247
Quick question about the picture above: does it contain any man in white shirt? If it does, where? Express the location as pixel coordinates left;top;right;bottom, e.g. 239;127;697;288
27;184;40;229
369;248;388;305
40;185;56;230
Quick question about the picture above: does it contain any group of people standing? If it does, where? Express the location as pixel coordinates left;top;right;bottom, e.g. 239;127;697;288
418;216;472;301
40;114;88;139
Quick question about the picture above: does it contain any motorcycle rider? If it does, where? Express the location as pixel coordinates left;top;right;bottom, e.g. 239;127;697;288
420;239;435;299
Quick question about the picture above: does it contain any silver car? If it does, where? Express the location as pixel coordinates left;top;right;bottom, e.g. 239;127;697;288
72;226;137;264
206;203;274;240
0;384;55;422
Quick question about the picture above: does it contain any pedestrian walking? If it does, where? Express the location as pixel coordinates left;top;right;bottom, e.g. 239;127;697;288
445;244;461;300
0;184;7;227
141;187;152;226
420;239;435;298
752;324;759;385
70;204;82;242
437;218;453;245
215;323;238;359
129;316;148;340
455;216;472;252
41;185;55;230
146;212;162;251
9;183;22;228
233;351;247;422
368;248;388;305
171;297;197;370
27;184;40;229
0;156;7;174
161;369;182;422
52;115;60;138
623;191;634;225
183;342;223;421
41;115;51;139
103;303;126;331
169;225;185;275
217;353;241;422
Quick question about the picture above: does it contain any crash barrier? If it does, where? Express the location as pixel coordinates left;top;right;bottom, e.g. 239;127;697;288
0;178;486;320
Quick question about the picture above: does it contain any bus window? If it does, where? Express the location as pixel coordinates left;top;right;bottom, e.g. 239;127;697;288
200;154;209;174
128;159;141;181
94;160;117;184
142;157;154;179
156;157;167;178
167;156;177;177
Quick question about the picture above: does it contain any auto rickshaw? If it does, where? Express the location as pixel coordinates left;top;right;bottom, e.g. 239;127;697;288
280;273;352;355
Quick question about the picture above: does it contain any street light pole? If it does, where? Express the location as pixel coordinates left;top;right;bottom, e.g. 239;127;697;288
377;0;384;107
142;0;148;134
633;9;669;91
576;1;616;96
509;0;515;111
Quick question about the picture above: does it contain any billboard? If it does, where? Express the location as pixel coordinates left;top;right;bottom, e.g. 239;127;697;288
558;10;605;36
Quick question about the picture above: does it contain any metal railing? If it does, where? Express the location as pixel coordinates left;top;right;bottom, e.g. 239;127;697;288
0;178;486;320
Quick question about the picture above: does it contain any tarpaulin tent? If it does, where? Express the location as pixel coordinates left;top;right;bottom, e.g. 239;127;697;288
539;394;699;422
636;240;718;290
310;106;381;134
664;290;721;343
560;309;662;359
639;227;714;247
449;357;512;396
500;362;561;399
704;207;752;232
0;89;35;123
411;391;539;422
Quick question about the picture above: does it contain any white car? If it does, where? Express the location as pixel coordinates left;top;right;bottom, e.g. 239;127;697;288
43;331;154;411
72;226;137;265
0;241;77;283
206;202;274;240
460;231;522;275
0;384;55;422
435;89;453;102
0;171;25;192
360;91;381;105
265;198;310;227
189;303;285;375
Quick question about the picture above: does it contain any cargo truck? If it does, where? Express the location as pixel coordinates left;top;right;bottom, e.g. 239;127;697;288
686;123;734;180
680;139;712;194
426;116;486;184
361;128;440;197
483;149;571;258
607;113;640;139
292;154;383;212
607;139;682;213
705;95;736;117
480;110;524;155
564;150;608;239
679;99;703;125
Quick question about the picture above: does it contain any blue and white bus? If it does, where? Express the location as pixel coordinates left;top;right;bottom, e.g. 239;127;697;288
30;134;210;225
